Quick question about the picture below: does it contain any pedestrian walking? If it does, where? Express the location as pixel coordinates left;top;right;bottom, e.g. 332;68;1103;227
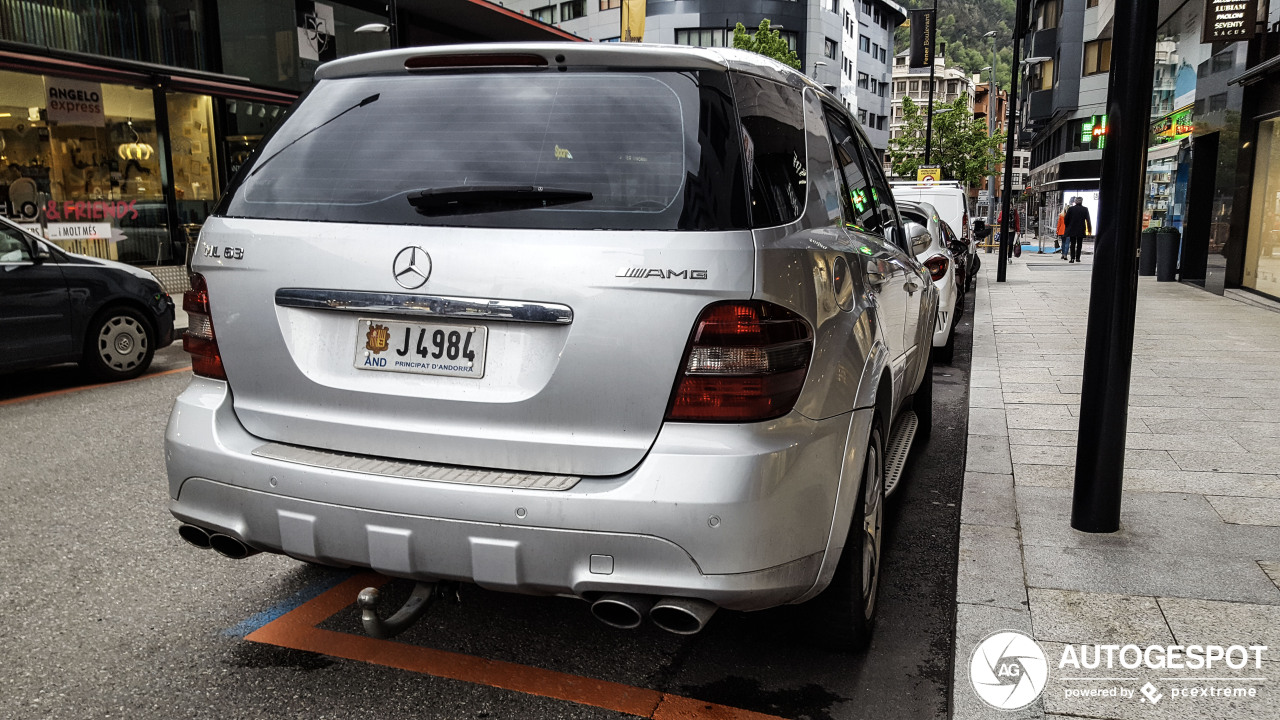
1056;205;1067;255
1063;197;1091;263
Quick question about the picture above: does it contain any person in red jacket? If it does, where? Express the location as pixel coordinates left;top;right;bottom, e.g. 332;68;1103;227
998;208;1021;258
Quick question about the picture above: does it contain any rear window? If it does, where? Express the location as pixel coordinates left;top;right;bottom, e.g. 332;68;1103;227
217;70;748;231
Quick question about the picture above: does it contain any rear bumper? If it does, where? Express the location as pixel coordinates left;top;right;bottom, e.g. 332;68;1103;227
932;274;958;347
165;378;865;611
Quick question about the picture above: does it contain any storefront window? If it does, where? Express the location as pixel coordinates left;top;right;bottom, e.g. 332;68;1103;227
1244;118;1280;299
221;98;288;178
166;93;220;233
0;69;178;263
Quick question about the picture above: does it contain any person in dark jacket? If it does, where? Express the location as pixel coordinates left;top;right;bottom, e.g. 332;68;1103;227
1063;196;1092;263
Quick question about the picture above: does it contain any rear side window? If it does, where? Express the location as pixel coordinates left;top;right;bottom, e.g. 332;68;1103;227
219;70;748;231
822;109;881;234
730;73;807;227
851;130;902;239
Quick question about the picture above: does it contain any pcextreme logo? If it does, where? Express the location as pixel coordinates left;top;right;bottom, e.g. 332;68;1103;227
969;630;1049;710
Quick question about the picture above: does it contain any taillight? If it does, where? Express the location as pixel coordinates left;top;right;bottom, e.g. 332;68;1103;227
666;301;812;422
924;255;950;282
182;272;226;380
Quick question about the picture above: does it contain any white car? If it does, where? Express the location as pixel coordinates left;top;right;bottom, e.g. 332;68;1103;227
890;180;976;291
900;200;960;363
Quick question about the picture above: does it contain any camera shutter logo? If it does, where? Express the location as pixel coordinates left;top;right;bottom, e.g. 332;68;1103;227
970;630;1049;710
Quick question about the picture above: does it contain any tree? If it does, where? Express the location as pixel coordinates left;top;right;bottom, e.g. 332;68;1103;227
888;96;1004;187
732;20;801;70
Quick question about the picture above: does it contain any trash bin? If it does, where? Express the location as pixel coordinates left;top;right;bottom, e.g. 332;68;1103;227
1155;227;1180;282
1139;228;1158;276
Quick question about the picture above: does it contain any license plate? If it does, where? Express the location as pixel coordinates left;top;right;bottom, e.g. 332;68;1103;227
354;318;487;378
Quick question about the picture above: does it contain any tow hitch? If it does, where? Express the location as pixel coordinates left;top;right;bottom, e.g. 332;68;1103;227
356;580;458;639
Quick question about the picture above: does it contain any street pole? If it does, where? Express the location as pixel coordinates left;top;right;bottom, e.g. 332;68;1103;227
996;0;1025;283
986;33;997;227
1070;0;1160;533
923;0;938;164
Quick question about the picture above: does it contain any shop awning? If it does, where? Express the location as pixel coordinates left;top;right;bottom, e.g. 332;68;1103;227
0;41;299;105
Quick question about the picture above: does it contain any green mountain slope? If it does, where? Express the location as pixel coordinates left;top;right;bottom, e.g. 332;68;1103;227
894;0;1017;91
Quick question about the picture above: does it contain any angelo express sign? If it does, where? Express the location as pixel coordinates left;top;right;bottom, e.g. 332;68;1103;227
44;78;105;127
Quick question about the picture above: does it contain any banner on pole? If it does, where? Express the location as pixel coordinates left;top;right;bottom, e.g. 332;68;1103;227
621;0;645;42
909;9;935;68
1201;0;1256;43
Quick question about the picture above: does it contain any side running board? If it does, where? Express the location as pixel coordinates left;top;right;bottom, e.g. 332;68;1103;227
883;410;918;497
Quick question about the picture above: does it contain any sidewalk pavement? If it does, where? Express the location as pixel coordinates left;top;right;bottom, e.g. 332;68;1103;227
953;243;1280;719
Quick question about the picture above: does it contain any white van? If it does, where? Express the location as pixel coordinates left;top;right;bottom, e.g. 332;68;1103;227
889;181;974;288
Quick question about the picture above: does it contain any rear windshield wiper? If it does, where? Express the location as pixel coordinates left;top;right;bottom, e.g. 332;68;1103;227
407;185;593;216
249;93;380;178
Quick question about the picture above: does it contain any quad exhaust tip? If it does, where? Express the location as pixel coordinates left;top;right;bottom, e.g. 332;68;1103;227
649;597;717;635
178;524;212;549
590;593;719;635
590;593;654;630
178;524;259;559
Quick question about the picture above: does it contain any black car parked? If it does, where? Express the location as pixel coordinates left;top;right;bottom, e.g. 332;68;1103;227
0;216;175;380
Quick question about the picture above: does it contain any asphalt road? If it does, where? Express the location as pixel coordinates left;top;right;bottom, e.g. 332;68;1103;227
0;296;973;720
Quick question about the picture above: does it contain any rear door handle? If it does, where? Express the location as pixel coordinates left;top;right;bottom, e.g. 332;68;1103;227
867;270;889;287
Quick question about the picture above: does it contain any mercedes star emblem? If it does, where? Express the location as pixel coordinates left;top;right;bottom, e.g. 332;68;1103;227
392;246;432;289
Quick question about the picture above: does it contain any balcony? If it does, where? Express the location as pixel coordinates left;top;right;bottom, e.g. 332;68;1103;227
1027;88;1055;121
1029;28;1058;60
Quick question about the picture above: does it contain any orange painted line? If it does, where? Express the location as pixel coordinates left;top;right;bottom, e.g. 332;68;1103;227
246;573;785;720
0;366;190;406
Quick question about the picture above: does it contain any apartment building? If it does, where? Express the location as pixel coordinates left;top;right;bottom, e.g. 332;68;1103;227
501;0;905;151
885;52;976;177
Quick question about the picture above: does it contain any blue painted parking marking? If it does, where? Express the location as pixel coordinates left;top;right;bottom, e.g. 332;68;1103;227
223;571;353;637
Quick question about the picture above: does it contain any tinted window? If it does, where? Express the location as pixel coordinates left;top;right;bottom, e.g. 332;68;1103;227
730;73;808;227
220;70;749;231
823;108;881;234
852;129;903;241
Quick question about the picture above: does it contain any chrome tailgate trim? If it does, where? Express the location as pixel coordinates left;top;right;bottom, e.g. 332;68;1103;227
275;288;573;324
252;442;581;491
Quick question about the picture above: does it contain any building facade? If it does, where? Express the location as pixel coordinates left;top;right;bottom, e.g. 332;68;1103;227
500;0;905;152
885;52;977;178
1208;1;1280;300
1019;0;1112;239
0;0;576;269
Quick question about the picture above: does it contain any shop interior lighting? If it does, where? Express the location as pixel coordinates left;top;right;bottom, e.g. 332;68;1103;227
117;119;154;161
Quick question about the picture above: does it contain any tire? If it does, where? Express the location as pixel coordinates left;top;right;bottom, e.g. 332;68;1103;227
914;356;934;442
82;306;155;381
811;420;885;651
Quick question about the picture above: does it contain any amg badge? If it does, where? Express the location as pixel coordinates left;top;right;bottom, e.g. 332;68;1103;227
616;268;708;280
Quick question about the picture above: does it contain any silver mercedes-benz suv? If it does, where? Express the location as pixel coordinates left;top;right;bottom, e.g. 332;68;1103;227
167;43;936;647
